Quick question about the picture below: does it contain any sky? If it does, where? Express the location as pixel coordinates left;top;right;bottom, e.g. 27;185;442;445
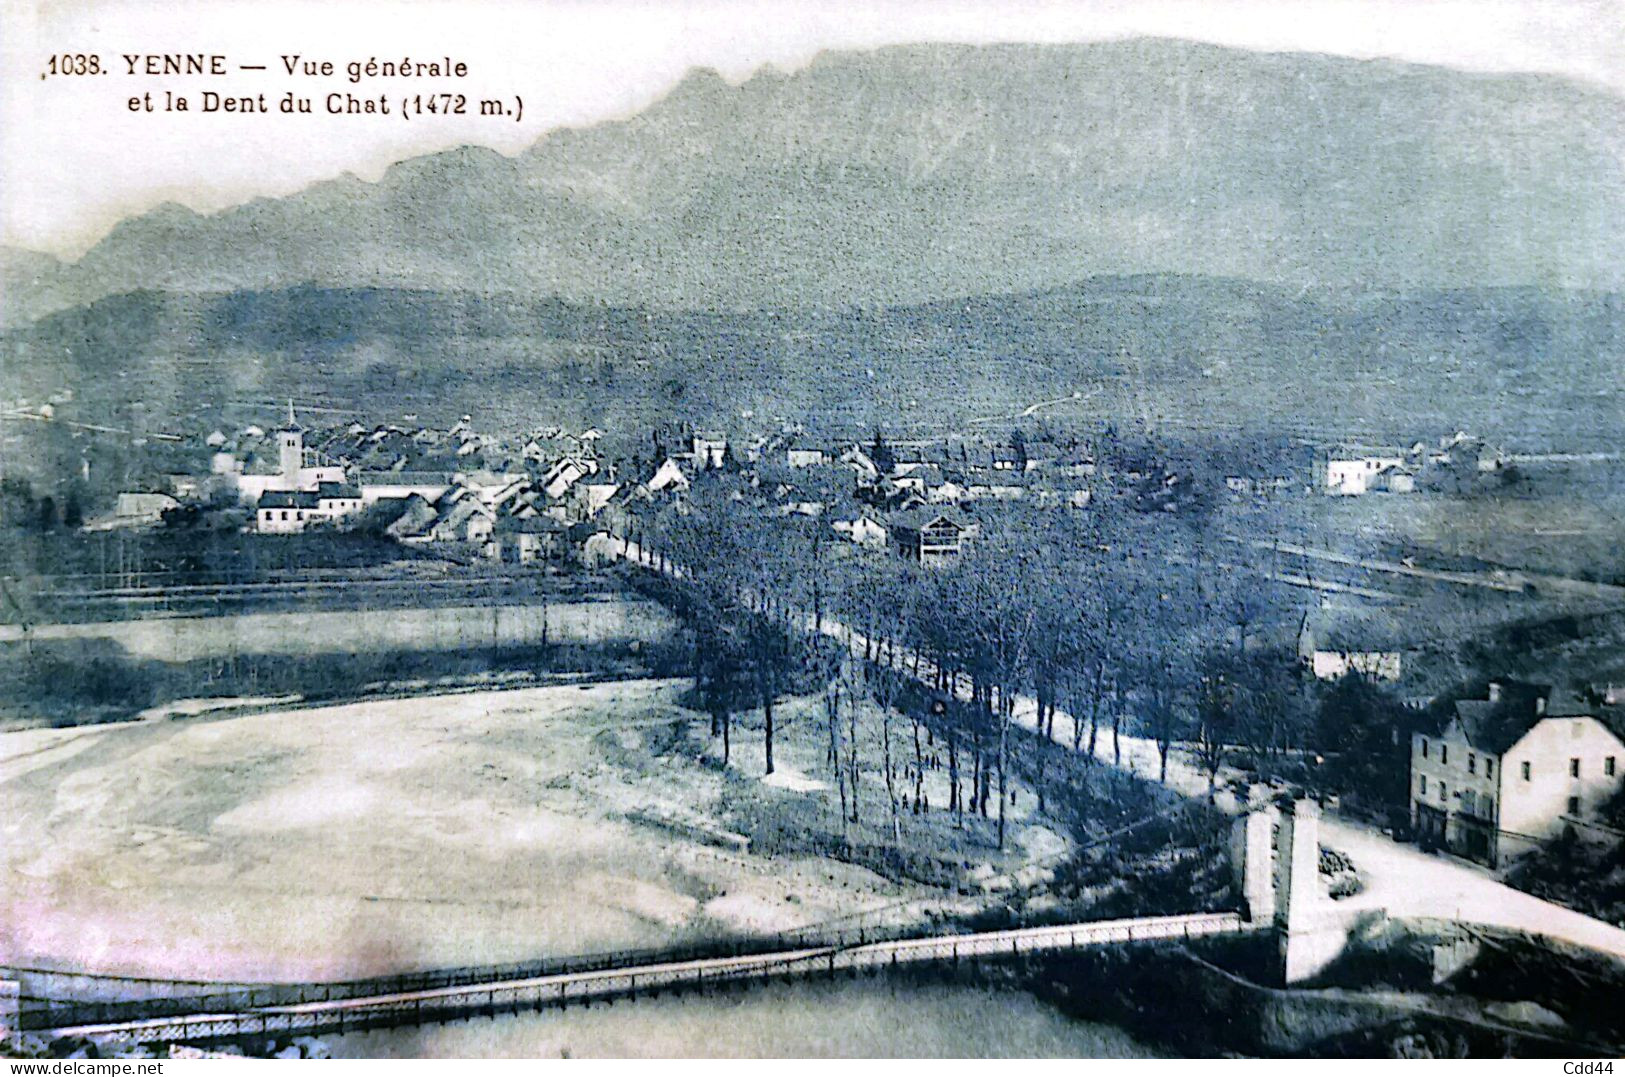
3;0;1623;258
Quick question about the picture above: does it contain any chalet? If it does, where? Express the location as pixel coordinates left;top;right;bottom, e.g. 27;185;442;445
890;506;977;566
1296;607;1407;681
454;470;524;506
1411;682;1625;865
571;482;622;521
862;479;925;513
888;444;933;475
928;476;968;504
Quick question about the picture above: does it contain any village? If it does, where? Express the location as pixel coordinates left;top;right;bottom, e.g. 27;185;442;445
3;392;1622;919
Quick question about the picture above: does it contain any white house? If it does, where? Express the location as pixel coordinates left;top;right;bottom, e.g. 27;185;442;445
647;457;692;494
1323;446;1406;495
114;491;180;523
1412;682;1625;866
785;442;828;469
1297;607;1406;681
832;511;889;549
255;482;363;534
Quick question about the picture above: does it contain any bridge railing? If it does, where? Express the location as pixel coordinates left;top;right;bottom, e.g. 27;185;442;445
19;912;1251;1033
52;913;1257;1046
13;915;957;1030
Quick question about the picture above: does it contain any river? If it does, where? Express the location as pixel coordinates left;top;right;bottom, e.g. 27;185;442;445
325;980;1164;1058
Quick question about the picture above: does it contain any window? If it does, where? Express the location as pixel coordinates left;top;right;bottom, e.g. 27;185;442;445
1468;752;1477;775
1567;796;1580;815
1419;776;1428;796
1608;757;1617;777
1422;738;1430;759
1521;761;1531;781
1483;797;1494;818
1441;745;1449;766
1485;758;1494;779
1439;781;1448;803
1570;758;1581;778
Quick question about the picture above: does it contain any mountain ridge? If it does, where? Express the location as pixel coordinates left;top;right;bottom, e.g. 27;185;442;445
4;38;1624;324
5;275;1619;452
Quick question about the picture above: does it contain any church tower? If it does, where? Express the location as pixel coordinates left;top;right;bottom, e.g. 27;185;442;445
277;400;304;485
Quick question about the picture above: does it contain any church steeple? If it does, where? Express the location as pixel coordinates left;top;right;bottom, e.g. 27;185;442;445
278;400;304;482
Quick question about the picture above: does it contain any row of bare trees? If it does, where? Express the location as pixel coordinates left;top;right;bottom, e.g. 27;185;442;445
639;482;1313;849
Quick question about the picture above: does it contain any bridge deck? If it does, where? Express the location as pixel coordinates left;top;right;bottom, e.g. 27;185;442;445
42;912;1258;1046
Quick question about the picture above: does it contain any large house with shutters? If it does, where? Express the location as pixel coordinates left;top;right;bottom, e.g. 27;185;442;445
1410;681;1625;866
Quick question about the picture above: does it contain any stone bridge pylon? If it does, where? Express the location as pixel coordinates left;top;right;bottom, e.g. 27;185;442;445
1231;798;1353;984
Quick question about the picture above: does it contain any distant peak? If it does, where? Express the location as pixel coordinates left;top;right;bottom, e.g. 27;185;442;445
668;66;731;97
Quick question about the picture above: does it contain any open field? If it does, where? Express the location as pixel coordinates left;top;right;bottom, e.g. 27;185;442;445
0;678;1064;985
1307;463;1625;585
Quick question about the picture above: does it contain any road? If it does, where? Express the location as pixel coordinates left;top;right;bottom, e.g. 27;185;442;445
616;538;1625;961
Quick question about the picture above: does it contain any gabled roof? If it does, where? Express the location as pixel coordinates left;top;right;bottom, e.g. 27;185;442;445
385;495;439;538
495;515;567;535
889;505;973;532
358;471;452;487
1449;700;1537;756
258;490;318;510
315;482;360;500
1329;444;1404;460
437;498;494;528
1299;606;1412;652
1543;692;1600;720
